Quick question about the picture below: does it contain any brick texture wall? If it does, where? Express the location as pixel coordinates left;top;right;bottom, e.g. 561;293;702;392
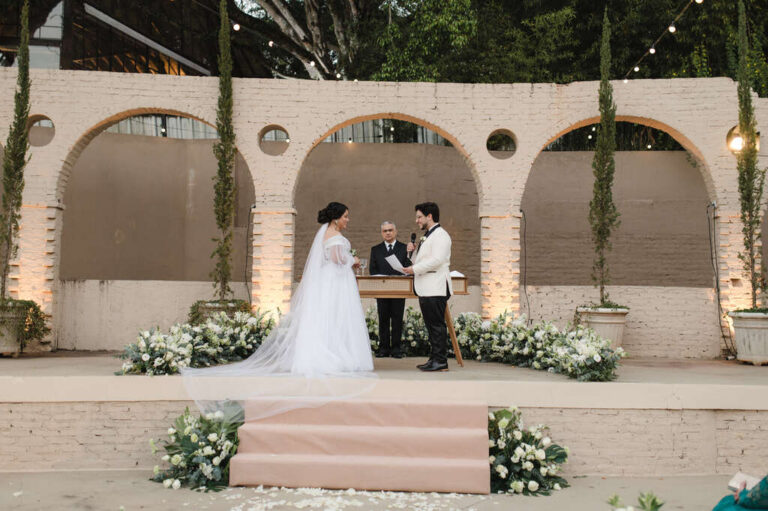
0;70;766;356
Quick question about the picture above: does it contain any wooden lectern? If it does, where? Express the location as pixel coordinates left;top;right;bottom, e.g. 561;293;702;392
356;275;467;367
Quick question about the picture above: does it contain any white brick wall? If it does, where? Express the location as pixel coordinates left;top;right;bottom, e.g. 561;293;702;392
2;401;765;476
0;69;766;356
525;286;723;358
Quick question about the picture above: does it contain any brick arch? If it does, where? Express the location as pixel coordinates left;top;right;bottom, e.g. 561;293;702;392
56;107;216;202
532;115;717;203
292;112;484;204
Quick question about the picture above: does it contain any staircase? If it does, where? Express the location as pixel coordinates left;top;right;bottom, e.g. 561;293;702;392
229;400;490;494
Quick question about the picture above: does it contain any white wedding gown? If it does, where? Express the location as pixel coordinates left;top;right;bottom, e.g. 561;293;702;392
183;223;375;420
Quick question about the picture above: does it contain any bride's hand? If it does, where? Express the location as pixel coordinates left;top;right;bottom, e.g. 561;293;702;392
352;256;360;268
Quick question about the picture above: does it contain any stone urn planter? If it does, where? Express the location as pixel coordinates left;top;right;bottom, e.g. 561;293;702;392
576;307;629;349
0;305;26;357
728;312;768;365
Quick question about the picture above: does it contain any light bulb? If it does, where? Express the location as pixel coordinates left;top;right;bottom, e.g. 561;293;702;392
285;138;290;143
353;79;358;82
390;126;395;132
729;136;744;152
232;23;240;31
310;61;315;67
649;47;656;55
647;144;652;149
268;40;274;47
695;0;703;4
634;66;639;72
668;24;676;33
588;135;592;140
591;127;596;132
336;73;341;79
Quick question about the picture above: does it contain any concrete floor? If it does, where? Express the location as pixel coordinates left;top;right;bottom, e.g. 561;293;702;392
0;471;732;511
1;352;767;386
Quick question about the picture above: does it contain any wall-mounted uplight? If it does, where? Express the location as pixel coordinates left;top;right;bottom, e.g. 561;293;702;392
727;125;761;154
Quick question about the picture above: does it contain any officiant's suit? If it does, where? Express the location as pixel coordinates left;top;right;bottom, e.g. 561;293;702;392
369;240;410;357
412;224;453;366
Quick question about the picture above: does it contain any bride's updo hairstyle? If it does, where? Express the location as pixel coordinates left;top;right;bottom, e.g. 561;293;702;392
317;202;348;224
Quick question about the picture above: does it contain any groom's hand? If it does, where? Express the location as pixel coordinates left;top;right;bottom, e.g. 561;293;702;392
402;266;414;275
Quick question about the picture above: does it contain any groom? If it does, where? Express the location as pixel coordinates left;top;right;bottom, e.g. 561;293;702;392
402;202;453;372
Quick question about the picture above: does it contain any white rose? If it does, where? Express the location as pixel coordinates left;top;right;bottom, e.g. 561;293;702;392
498;418;509;429
542;437;551;447
594;354;602;363
172;479;181;490
161;454;170;462
214;410;224;419
540;467;548;477
489;456;495;464
488;412;495;420
514;446;525;457
513;430;523;441
141;353;150;362
554;483;562;490
167;428;175;435
489;439;496;448
497;439;506;449
527;480;539;492
511;480;524;493
170;454;182;466
535;449;546;460
163;479;173;488
523;461;534;471
207;433;218;442
190;433;198;443
212;456;221;466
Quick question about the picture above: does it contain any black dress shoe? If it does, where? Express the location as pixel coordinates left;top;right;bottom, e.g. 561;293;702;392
419;360;449;372
391;352;404;359
417;359;432;369
375;351;391;358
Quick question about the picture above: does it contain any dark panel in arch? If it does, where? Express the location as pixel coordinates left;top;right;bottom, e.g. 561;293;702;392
520;151;713;287
59;131;255;281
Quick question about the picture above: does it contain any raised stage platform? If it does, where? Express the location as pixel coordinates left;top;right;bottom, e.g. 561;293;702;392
1;354;767;479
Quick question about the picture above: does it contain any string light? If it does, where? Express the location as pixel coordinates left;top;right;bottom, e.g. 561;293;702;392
268;40;274;47
310;61;315;67
336;73;341;79
622;0;704;82
232;23;240;31
647;144;652;149
588;134;593;140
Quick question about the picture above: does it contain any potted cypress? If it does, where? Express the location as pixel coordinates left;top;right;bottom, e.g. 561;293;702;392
0;0;50;356
728;0;768;365
194;0;250;323
576;10;629;348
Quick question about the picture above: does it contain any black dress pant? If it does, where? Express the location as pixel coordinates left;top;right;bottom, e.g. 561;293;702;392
418;295;449;364
376;298;406;355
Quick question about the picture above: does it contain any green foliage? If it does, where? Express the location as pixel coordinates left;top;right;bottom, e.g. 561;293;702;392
0;298;51;352
589;10;620;306
150;405;243;490
0;0;30;299
188;299;251;325
608;491;665;511
373;0;477;82
735;0;766;310
211;0;237;302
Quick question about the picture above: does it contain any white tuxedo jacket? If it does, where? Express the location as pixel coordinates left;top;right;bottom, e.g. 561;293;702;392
412;225;453;297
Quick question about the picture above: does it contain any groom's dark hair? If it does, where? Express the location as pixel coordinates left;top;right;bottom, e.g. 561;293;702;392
415;202;439;222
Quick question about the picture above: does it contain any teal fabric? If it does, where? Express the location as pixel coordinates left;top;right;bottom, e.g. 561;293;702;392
714;477;768;510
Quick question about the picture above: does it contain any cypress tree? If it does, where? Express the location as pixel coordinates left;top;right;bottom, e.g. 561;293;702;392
211;0;237;301
735;0;765;309
1;0;31;299
588;9;620;305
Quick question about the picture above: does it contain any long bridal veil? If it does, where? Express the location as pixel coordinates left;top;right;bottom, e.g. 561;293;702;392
182;223;377;422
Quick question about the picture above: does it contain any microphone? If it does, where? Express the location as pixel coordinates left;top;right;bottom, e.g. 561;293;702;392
408;232;416;259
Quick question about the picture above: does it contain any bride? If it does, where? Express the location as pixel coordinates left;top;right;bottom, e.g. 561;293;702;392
183;202;374;419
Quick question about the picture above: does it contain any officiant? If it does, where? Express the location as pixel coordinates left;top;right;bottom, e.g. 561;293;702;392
369;221;411;358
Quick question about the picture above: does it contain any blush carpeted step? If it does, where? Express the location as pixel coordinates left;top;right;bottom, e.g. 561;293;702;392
229;453;491;494
244;400;488;428
237;423;488;459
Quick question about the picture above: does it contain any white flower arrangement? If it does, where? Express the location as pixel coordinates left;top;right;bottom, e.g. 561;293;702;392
151;405;243;490
366;307;624;381
488;407;569;496
117;310;276;376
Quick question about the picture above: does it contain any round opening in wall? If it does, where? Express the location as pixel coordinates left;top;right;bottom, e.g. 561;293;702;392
260;125;290;156
28;115;55;147
486;129;516;159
